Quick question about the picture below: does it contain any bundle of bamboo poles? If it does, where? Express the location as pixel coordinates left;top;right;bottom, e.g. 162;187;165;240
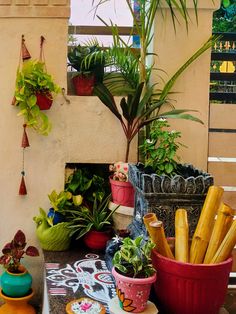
144;185;236;264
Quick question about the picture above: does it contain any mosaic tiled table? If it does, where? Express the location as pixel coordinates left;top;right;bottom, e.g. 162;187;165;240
43;248;236;314
43;248;116;313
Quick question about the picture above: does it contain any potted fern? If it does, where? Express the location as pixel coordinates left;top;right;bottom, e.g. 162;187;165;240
112;235;156;313
14;59;61;135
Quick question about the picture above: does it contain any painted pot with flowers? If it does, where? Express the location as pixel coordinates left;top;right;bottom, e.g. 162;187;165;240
112;235;156;313
0;230;39;298
109;162;135;208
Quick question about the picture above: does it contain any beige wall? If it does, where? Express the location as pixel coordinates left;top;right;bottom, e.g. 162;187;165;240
0;0;136;308
153;0;220;171
0;0;220;310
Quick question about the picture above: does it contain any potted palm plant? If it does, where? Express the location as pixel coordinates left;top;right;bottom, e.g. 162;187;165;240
14;59;61;135
112;235;156;313
68;40;106;96
67;194;119;250
0;230;39;298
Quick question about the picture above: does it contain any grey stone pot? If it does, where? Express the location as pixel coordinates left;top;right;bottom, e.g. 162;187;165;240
128;163;214;238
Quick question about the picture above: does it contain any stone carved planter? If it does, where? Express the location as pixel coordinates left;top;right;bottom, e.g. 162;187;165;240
128;163;214;237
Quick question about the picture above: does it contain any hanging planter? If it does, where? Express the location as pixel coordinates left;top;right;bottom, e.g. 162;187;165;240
12;35;61;195
36;92;53;110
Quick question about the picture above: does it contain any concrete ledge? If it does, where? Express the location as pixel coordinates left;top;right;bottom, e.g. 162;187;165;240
0;6;70;17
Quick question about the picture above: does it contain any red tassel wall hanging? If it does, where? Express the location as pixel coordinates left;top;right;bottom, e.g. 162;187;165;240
19;124;29;195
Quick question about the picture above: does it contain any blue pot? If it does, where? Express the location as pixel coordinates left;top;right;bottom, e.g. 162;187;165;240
1;267;32;297
47;208;65;225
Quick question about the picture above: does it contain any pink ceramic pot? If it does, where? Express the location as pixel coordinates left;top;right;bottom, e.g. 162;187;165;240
112;267;156;313
152;250;232;314
109;177;134;208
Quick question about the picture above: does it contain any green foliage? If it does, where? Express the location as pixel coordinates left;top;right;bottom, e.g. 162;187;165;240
112;236;156;278
67;194;119;239
48;190;73;212
65;168;108;205
213;0;236;32
140;119;184;176
0;230;39;272
14;60;61;135
68;40;105;83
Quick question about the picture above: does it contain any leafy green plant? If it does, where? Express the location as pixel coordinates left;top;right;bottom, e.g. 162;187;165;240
67;194;119;240
48;190;73;213
68;40;105;83
140;119;184;176
65;168;108;206
112;236;155;278
0;230;39;273
92;0;217;161
14;60;61;135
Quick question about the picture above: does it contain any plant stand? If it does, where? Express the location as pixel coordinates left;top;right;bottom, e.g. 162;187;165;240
109;297;158;314
128;163;214;238
0;289;36;314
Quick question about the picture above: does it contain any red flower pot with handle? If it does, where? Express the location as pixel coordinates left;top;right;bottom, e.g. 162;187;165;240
152;250;232;314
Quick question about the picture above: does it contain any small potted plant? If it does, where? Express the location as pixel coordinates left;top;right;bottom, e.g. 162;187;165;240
67;194;119;250
0;230;39;298
109;161;135;208
68;40;105;96
14;59;61;135
112;235;156;313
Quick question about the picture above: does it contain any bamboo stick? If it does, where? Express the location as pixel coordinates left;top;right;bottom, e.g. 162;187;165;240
149;221;174;259
175;209;189;263
211;219;236;264
190;186;224;264
204;203;233;264
143;212;158;236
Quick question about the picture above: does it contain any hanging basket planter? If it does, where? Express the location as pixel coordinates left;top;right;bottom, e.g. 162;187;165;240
36;92;53;110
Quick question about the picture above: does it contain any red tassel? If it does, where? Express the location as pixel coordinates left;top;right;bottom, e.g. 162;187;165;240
19;174;27;195
21;36;31;61
11;96;16;106
22;124;30;148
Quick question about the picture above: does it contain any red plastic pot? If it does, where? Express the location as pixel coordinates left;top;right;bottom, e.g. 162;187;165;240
109;177;134;208
36;92;53;110
112;267;156;313
72;74;95;96
152;250;232;314
83;230;111;250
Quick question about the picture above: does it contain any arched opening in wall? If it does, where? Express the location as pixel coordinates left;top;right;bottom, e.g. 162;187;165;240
67;0;138;95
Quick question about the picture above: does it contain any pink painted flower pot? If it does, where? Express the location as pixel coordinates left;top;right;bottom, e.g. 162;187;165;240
152;250;232;314
112;267;156;313
109;177;134;208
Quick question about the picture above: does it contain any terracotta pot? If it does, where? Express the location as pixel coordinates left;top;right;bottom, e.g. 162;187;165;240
36;92;53;110
112;267;156;313
83;230;111;250
109;176;135;208
72;74;95;96
0;289;36;314
0;266;32;298
152;249;232;314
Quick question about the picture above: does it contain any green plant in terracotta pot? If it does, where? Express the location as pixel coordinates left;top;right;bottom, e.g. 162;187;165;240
0;230;39;298
14;59;61;135
67;194;119;250
112;235;156;313
68;40;106;96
